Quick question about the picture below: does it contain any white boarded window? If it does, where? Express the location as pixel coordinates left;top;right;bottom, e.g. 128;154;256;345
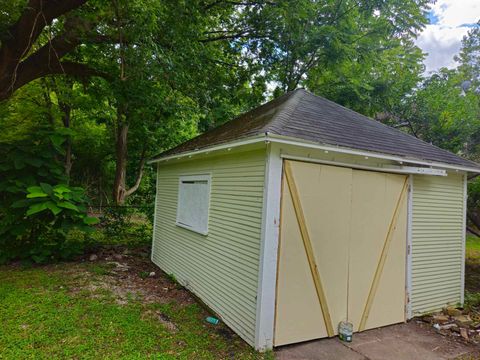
176;174;211;235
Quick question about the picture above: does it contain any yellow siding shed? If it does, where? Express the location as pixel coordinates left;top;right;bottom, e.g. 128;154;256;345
151;149;267;346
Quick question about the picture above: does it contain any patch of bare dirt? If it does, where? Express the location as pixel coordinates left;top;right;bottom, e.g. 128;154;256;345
66;246;195;307
142;309;178;332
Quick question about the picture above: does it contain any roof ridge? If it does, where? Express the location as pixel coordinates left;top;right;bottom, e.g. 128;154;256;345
260;88;307;135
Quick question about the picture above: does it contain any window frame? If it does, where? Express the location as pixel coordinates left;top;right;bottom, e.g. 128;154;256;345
175;174;212;235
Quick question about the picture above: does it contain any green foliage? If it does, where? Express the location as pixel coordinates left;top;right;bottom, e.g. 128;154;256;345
101;207;130;239
245;0;430;115
464;291;480;312
138;271;150;279
0;0;27;37
456;21;480;91
100;207;152;247
396;69;480;155
0;131;97;264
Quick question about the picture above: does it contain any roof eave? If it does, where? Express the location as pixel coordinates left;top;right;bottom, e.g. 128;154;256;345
148;132;480;173
147;134;268;164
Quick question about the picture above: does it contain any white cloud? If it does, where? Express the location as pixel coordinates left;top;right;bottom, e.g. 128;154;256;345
416;0;480;74
416;25;470;72
429;0;480;27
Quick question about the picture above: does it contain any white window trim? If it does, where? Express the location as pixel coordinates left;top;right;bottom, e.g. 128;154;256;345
175;174;211;235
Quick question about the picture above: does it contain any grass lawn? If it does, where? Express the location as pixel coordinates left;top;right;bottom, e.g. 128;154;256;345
466;234;480;259
0;248;272;360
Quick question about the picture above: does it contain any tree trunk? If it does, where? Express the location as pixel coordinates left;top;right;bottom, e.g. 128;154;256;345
113;120;129;205
61;104;73;179
468;210;480;233
51;77;74;179
40;78;55;125
125;146;147;197
112;0;129;206
111;120;147;205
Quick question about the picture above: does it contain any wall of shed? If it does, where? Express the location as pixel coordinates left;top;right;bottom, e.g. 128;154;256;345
151;149;267;346
410;173;466;315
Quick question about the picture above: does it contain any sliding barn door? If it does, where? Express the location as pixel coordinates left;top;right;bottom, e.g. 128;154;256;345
274;160;408;346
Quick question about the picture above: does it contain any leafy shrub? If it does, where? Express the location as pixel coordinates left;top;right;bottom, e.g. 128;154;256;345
102;206;130;239
464;291;480;312
0;130;98;264
100;207;152;247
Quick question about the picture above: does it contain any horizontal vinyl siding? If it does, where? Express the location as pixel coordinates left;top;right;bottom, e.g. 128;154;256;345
152;149;267;345
411;173;465;315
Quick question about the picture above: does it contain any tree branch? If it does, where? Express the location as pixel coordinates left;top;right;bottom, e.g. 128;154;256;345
467;225;480;238
199;29;270;42
375;112;418;138
0;0;87;69
0;0;89;101
202;1;276;11
125;147;147;197
7;60;106;98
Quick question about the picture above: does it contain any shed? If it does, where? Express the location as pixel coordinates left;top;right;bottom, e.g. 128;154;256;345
149;89;480;351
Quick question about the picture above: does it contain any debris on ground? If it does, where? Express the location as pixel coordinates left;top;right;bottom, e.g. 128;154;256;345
418;306;480;344
206;316;220;325
446;306;463;317
67;246;194;306
142;310;178;332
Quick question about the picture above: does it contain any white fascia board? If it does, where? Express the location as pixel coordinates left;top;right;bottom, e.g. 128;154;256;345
267;134;480;174
148;132;480;173
401;166;446;176
147;135;267;164
280;155;447;176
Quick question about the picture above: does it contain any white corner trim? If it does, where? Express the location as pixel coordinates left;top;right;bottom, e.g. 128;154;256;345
151;163;160;263
255;142;283;351
461;174;467;305
406;174;414;319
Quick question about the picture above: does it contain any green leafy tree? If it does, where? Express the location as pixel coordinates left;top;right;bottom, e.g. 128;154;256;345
233;0;430;116
394;69;480;153
454;23;480;233
456;20;480;94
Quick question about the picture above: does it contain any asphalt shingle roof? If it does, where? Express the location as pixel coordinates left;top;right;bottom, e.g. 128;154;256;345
154;89;480;170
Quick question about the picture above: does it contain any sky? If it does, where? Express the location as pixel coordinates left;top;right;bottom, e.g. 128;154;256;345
416;0;480;74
